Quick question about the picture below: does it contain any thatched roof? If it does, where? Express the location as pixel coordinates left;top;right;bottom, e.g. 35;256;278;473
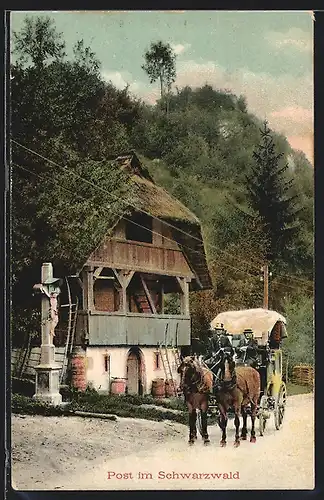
132;176;200;225
75;152;212;289
115;153;212;290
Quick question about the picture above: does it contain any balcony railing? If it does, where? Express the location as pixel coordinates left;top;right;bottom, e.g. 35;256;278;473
88;238;194;278
87;311;191;346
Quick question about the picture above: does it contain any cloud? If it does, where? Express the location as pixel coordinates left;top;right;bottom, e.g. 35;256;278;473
170;42;191;55
102;70;128;88
265;27;313;52
287;134;313;164
101;70;141;93
271;106;313;124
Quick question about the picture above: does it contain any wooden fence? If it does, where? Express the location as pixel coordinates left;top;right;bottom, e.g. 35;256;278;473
11;347;66;379
292;364;314;387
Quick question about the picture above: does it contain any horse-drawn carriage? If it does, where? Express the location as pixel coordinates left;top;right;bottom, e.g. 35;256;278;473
196;308;288;438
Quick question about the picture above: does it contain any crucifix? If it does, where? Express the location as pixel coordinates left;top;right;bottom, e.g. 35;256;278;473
32;262;63;406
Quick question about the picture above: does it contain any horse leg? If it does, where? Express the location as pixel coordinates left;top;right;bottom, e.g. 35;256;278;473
201;398;210;445
250;401;257;443
234;410;241;447
219;407;228;447
188;408;197;445
241;406;248;440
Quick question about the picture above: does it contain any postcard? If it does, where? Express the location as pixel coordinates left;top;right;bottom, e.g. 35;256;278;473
8;9;314;492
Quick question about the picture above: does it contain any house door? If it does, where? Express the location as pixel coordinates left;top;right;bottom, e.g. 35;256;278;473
126;348;142;395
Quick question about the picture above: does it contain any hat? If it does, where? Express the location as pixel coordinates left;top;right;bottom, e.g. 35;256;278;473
43;277;63;286
214;322;224;330
243;328;253;335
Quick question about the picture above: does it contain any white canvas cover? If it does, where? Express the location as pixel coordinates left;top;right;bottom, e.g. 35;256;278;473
211;308;287;345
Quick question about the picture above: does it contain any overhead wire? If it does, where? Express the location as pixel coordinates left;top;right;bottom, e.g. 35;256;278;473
13;162;312;296
12;162;262;279
11;139;313;291
11;139;265;270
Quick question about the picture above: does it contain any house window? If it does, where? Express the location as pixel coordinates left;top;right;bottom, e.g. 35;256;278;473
125;212;152;244
104;354;110;373
154;352;160;370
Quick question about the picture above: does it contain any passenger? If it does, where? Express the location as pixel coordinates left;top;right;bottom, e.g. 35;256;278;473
236;328;259;368
203;323;234;367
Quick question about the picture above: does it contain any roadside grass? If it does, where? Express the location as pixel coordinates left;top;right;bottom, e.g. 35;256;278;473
286;382;313;396
12;381;312;425
11;390;188;425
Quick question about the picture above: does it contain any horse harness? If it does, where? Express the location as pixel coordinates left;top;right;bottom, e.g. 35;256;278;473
203;354;237;393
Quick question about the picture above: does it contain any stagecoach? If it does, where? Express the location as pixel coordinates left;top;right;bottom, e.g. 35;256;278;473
198;308;288;436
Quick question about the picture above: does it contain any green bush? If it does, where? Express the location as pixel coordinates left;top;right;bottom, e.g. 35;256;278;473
12;394;67;416
283;295;314;377
11;391;188;425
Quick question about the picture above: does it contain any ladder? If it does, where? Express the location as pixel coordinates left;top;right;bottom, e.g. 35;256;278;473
157;323;180;397
60;277;79;384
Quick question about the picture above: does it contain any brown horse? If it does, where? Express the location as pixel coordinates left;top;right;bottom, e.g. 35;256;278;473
211;348;260;447
177;356;213;445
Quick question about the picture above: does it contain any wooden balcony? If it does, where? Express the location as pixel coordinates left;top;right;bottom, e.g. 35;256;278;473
86;311;190;346
88;238;194;279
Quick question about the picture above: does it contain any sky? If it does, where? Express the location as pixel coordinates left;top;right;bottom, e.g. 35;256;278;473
11;10;314;163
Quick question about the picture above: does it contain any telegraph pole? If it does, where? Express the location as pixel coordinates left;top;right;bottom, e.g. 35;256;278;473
262;263;269;309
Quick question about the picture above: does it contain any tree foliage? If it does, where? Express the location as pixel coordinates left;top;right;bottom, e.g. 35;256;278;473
142;41;176;113
12;15;66;69
245;121;301;264
282;295;314;371
11;16;313;352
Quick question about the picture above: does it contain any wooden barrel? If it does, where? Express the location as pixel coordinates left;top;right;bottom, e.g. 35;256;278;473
111;378;126;395
152;378;165;399
71;348;87;391
165;379;177;398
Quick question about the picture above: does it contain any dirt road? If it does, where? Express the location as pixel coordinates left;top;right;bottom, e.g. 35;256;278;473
11;393;314;491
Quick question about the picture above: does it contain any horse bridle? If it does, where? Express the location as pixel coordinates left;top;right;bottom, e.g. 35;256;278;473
180;357;204;391
210;348;237;391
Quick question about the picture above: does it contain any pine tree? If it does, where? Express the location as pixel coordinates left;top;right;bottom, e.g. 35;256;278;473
245;121;300;264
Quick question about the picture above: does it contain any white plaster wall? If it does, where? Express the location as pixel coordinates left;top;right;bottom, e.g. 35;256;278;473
85;346;181;395
86;346;129;393
142;347;181;393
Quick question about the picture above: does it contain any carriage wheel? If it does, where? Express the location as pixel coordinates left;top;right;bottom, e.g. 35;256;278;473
274;383;286;430
258;395;267;436
197;409;204;437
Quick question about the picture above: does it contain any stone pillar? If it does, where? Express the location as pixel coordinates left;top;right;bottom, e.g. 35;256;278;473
33;263;62;406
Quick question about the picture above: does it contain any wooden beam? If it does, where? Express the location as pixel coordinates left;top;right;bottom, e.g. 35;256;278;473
140;275;157;314
176;277;190;316
112;269;134;288
112;269;135;313
82;267;94;311
183;279;190;316
89;261;195;280
123;270;135;288
112;268;122;286
93;267;104;279
176;276;185;294
88;268;94;311
161;283;165;315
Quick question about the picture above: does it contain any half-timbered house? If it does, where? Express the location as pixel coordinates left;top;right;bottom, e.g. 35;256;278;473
14;152;212;396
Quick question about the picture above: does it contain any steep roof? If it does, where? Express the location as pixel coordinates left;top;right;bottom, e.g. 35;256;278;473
113;153;212;290
62;152;211;290
132;175;200;225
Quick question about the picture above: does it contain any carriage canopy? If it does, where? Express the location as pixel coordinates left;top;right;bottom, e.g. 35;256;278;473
211;308;287;346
